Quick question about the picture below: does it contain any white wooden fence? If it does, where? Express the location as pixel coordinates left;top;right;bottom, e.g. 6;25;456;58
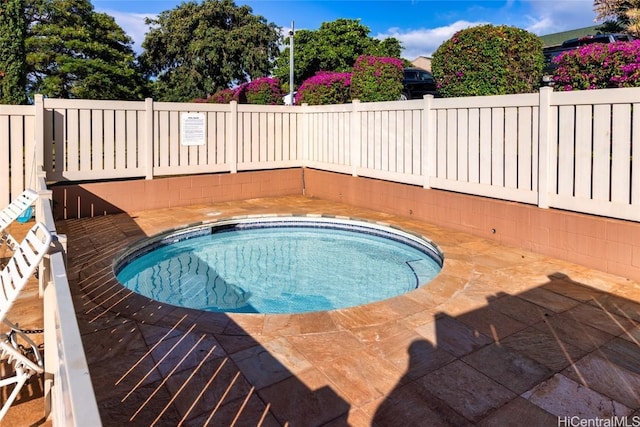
3;87;640;424
2;87;640;222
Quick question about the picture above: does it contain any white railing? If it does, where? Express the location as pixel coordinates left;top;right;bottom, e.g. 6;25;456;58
35;168;102;426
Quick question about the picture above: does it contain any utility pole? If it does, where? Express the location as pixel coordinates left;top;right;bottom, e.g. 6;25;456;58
289;21;294;105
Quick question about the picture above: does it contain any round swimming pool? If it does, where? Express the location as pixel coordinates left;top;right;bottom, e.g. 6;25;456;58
114;216;443;314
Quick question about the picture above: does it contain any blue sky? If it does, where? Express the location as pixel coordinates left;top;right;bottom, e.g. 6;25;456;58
93;0;598;59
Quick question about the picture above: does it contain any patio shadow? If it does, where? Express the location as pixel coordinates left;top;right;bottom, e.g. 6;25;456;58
374;273;640;425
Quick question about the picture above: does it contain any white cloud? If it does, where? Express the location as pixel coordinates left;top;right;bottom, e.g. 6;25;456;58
376;20;487;60
99;9;156;53
521;0;596;35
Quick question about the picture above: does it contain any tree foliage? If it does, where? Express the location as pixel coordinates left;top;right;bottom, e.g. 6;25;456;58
25;0;148;100
350;55;403;102
594;0;640;35
140;0;281;102
0;0;27;104
431;25;544;97
273;18;402;88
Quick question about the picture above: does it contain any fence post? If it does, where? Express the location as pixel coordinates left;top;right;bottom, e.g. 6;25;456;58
302;103;309;167
228;101;238;173
538;86;552;209
423;94;435;189
34;95;44;181
351;99;361;176
144;98;154;179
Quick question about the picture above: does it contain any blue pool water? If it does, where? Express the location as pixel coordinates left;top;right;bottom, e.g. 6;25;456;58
115;217;443;314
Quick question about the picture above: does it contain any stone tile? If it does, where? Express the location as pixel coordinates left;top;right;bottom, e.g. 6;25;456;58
370;336;456;382
518;287;581;313
563;303;639;338
287;331;367;365
541;272;608;302
82;324;164;403
532;312;615;352
231;337;312;390
163;356;254;421
463;344;552;394
261;314;302;335
457;306;528;342
137;322;183;346
619;322;640;343
418;360;516;422
353;319;416;345
214;333;262;355
192;312;231;334
149;331;226;377
599;337;640;376
257;368;350;426
330;302;402;329
588;294;640;322
563;353;640;409
522;374;632;419
97;381;181;427
332;407;373;427
182;392;281;427
315;347;402;407
415;315;493;357
501;327;587;372
294;311;340;334
369;381;472;427
488;294;554;325
477;397;557;427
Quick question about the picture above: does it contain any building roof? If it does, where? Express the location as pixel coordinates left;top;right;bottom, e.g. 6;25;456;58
539;25;600;47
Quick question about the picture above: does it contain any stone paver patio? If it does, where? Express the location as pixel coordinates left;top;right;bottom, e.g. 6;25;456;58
4;195;640;426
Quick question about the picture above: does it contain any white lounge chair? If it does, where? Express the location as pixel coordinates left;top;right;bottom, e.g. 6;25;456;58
0;222;52;420
0;189;39;252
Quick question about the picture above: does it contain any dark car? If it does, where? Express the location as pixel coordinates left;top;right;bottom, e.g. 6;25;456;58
401;68;439;100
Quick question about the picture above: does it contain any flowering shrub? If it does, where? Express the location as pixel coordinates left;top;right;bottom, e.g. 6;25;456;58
244;77;284;105
432;25;543;97
194;77;284;104
295;72;352;105
553;40;640;90
201;88;237;103
349;55;403;102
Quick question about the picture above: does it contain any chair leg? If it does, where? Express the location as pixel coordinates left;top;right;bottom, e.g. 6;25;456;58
0;367;29;421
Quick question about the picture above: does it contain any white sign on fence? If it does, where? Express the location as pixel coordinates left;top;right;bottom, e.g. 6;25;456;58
180;112;206;146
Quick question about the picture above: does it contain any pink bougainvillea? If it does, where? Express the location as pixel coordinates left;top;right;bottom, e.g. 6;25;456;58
350;55;403;102
295;72;352;105
554;40;640;90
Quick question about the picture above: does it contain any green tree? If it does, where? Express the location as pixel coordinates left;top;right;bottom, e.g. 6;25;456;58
594;0;640;35
26;0;148;100
273;18;402;87
140;0;281;102
432;25;544;97
0;0;27;104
